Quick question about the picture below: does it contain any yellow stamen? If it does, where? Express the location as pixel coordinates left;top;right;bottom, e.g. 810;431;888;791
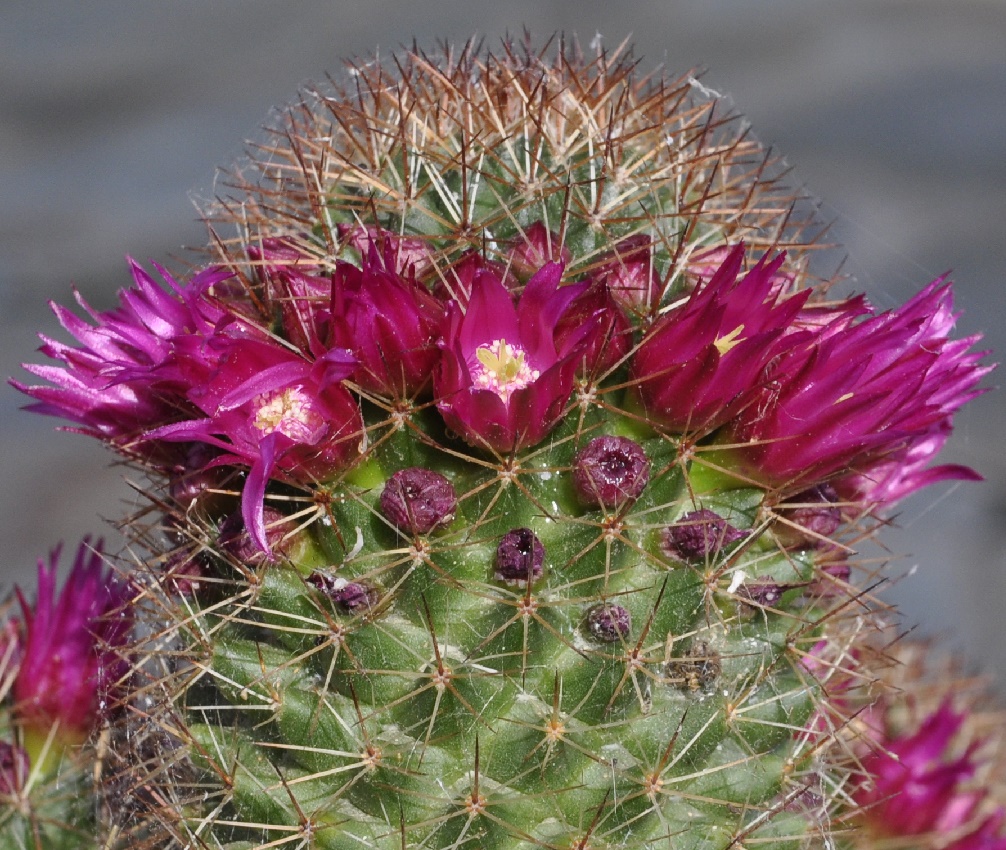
714;324;746;355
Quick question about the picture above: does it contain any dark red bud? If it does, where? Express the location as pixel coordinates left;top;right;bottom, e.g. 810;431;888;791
495;528;545;586
219;507;291;565
777;484;842;546
584;603;632;642
161;550;208;596
662;509;746;562
736;575;784;607
308;572;379;613
573;436;650;509
380;468;457;535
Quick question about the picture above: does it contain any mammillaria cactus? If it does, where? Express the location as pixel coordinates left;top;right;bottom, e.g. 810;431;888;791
1;35;998;850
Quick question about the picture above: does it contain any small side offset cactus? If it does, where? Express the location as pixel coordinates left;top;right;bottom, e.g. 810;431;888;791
5;36;995;850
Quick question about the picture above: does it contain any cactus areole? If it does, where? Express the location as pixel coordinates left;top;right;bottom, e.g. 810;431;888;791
9;36;993;850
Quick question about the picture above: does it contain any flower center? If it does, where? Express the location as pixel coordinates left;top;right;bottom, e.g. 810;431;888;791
253;386;324;442
472;339;540;402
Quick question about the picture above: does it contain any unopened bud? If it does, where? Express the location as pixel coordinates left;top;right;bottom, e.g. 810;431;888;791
495;528;545;586
219;507;292;565
736;575;784;608
776;484;842;547
584;603;632;643
573;436;650;509
662;510;745;562
161;550;207;596
380;467;457;535
308;571;379;613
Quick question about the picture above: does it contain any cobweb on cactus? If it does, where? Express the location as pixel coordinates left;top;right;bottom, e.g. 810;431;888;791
3;33;995;850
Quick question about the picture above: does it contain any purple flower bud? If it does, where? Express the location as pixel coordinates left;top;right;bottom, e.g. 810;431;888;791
776;484;842;546
160;550;207;596
736;575;784;608
584;603;632;643
0;741;29;795
308;572;379;613
495;528;545;586
572;436;650;509
505;221;571;282
168;443;227;511
219;507;292;565
661;509;746;562
380;468;457;535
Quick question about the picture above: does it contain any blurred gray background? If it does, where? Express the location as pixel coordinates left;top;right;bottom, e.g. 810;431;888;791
2;1;1004;680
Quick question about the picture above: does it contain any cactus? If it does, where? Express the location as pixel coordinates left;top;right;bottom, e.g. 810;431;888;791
0;540;130;849
6;36;994;850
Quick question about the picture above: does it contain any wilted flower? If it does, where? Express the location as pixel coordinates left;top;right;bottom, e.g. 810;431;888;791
631;244;811;434
6;540;131;748
725;277;990;490
435;261;595;452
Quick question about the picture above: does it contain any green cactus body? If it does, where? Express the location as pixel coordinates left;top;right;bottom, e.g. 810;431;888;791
149;414;826;848
111;42;849;849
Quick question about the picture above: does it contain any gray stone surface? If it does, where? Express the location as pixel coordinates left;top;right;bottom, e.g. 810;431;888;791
2;1;1004;678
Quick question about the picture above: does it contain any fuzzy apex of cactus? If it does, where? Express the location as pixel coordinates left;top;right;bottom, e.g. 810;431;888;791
8;34;994;850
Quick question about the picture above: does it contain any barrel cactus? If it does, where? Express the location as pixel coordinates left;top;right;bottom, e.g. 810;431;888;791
6;36;995;850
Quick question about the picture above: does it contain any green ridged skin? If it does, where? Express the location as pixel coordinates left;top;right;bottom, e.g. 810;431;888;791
132;409;832;849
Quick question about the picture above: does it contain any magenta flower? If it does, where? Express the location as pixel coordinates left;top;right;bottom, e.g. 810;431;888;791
855;700;1006;848
248;237;332;355
835;421;983;507
504;221;571;282
330;249;447;398
554;276;633;379
337;223;434;280
6;540;132;746
631;244;811;434
13;260;234;455
149;338;363;551
725;277;991;489
594;234;662;310
434;261;593;453
684;243;795;293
